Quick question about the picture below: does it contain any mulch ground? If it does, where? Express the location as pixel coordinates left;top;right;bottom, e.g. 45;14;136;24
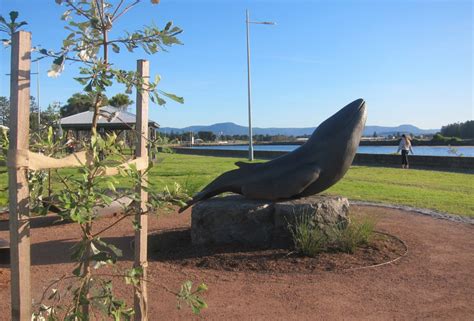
0;205;473;320
150;229;406;274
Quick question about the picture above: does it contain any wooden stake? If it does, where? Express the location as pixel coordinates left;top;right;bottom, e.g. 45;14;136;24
8;31;32;321
134;59;149;321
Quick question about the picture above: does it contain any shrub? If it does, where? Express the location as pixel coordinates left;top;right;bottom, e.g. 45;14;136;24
432;133;462;143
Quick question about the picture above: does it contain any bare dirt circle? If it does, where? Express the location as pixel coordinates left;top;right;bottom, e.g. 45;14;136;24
149;229;407;274
1;205;473;320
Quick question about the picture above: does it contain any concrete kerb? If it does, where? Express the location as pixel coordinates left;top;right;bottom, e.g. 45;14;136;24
350;200;474;225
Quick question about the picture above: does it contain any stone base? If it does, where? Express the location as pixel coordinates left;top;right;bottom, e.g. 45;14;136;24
191;195;349;247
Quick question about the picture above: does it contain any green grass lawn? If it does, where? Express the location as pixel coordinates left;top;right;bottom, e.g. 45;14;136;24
1;153;473;217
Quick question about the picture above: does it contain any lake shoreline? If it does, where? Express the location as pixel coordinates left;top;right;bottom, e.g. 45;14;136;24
182;144;474;157
191;139;474;147
169;147;474;171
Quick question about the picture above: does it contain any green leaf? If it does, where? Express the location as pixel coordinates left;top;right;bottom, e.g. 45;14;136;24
154;74;161;84
72;264;82;276
107;181;116;192
111;43;120;53
90;242;100;255
61;10;72;21
9;11;19;23
191;305;200;315
159;91;184;104
107;243;123;257
151;93;166;106
197;283;208;292
183;280;192;293
84;81;93;92
100;194;113;205
47;126;53;144
132;219;141;230
53;55;65;66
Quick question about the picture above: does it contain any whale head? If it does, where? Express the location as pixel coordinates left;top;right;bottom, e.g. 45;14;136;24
308;98;366;146
294;99;367;196
316;97;365;135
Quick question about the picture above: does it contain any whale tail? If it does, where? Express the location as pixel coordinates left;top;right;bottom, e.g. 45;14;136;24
178;189;214;213
178;162;259;213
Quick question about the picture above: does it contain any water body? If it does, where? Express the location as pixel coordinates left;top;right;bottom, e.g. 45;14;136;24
191;145;474;157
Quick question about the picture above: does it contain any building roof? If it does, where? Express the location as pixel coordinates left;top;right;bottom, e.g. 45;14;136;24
60;106;159;130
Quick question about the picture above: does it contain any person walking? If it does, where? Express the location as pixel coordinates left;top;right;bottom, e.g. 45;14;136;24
397;134;414;169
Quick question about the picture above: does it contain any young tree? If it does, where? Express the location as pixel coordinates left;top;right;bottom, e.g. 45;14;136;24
28;1;206;319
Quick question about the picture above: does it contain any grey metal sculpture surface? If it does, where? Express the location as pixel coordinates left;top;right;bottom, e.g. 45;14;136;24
180;99;367;211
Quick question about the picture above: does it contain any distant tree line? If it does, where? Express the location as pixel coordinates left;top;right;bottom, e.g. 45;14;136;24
159;131;306;143
440;120;474;139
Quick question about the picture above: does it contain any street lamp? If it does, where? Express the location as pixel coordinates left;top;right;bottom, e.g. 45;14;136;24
246;9;275;161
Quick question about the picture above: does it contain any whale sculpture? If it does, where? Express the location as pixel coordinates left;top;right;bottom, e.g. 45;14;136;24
180;99;367;212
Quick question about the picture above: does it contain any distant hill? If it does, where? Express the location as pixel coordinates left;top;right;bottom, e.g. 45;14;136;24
363;124;439;136
158;122;439;137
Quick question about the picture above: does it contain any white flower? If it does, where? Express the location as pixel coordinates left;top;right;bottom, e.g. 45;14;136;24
78;49;90;61
47;63;64;78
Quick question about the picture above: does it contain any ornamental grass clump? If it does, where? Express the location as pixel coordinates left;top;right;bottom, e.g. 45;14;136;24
328;217;375;254
288;210;376;257
288;211;328;257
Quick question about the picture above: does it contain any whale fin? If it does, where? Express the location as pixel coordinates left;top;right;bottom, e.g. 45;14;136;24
235;161;258;169
241;166;321;200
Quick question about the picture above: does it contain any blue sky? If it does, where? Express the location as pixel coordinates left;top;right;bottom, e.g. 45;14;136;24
0;0;472;129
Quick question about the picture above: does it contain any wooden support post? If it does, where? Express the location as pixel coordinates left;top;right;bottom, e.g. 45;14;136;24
134;59;149;320
8;31;32;321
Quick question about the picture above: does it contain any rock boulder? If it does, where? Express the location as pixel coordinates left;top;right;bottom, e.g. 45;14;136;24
191;194;349;247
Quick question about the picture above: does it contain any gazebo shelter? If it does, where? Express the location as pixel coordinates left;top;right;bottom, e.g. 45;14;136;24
60;106;159;156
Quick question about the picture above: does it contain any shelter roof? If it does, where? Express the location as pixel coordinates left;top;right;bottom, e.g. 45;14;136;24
60;106;159;130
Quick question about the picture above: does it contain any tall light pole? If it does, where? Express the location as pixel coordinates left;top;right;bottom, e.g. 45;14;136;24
36;60;41;128
246;9;275;161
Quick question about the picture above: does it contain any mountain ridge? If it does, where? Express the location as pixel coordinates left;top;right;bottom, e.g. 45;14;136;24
158;122;439;137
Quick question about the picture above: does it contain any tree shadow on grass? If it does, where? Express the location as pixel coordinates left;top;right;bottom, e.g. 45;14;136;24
30;235;136;266
0;215;72;232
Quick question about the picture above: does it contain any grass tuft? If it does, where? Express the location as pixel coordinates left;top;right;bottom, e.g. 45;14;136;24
288;211;328;257
327;217;375;254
